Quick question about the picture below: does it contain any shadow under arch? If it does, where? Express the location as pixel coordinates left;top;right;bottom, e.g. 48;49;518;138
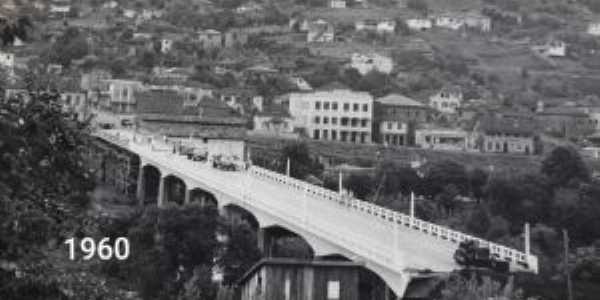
221;203;260;230
163;175;186;205
188;187;219;208
140;164;161;205
260;225;315;259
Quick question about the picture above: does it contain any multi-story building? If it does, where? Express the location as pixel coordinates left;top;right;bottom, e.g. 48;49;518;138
0;51;15;77
374;94;429;146
288;83;373;144
252;106;296;138
429;85;463;114
330;0;346;8
350;52;393;75
60;91;89;122
197;29;223;49
105;79;145;114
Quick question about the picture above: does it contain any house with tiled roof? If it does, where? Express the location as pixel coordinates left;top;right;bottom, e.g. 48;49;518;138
307;19;334;43
536;106;595;139
251;105;296;138
473;114;537;155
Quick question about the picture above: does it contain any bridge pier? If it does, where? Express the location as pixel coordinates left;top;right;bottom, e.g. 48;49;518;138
136;163;145;205
184;189;191;205
157;175;165;207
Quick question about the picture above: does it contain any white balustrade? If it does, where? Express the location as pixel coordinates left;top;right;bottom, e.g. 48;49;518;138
248;164;538;272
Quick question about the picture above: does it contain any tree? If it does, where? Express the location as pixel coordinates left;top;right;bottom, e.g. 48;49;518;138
542;146;590;187
48;27;89;67
435;184;460;215
422;160;469;197
469;168;488;201
406;0;428;15
279;142;323;180
219;223;262;285
0;15;32;46
345;173;374;199
439;273;523;300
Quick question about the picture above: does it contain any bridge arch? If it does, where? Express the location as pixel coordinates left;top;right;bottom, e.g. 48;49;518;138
188;187;218;208
260;225;315;259
140;164;161;205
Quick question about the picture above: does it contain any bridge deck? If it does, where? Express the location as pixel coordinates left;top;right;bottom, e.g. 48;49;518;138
95;130;537;277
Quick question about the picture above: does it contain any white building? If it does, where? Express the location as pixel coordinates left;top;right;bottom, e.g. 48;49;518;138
61;92;89;122
435;14;465;30
588;22;600;36
104;79;145;114
252;108;296;138
330;0;346;8
429;85;463;114
406;18;433;31
288;83;373;144
415;128;470;151
350;52;393;75
435;13;491;32
355;19;396;34
161;38;174;53
532;40;566;57
0;51;15;77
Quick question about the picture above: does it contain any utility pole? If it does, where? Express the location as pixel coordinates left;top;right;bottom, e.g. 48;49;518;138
563;229;573;300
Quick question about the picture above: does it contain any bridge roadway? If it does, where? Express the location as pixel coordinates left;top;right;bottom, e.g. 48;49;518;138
95;129;538;297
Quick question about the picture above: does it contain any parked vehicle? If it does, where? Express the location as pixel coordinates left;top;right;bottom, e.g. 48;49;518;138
213;155;243;171
454;240;509;273
190;148;208;161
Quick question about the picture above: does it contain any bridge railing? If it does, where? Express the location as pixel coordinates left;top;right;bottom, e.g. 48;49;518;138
248;165;538;273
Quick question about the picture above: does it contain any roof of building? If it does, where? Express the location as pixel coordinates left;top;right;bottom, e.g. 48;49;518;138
538;106;590;117
256;104;291;118
317;81;350;91
376;94;425;107
237;258;363;285
135;89;185;115
478;115;536;136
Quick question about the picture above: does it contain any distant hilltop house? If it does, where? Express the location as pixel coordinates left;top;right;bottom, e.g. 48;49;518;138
434;12;491;32
123;9;137;19
140;8;164;21
330;0;347;8
429;85;463;114
197;29;223;49
355;19;396;34
406;18;433;31
0;51;16;78
307;19;335;43
473;115;537;155
235;1;263;14
350;52;394;75
49;0;72;18
532;40;566;58
588;22;600;36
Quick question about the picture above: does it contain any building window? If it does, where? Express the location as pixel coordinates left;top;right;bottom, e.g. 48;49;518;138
324;117;329;124
362;104;368;112
313;130;320;140
351;118;358;127
327;281;340;300
324;102;330;110
343;103;350;111
361;119;368;127
315;101;321;110
353;103;359;111
387;122;392;130
323;129;329;139
341;117;349;126
332;117;338;125
331;130;337;140
314;116;320;124
332;102;338;110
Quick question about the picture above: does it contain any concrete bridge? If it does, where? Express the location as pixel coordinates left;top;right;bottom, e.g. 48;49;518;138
93;129;539;298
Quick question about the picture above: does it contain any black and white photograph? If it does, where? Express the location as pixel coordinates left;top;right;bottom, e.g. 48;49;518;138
1;0;600;299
